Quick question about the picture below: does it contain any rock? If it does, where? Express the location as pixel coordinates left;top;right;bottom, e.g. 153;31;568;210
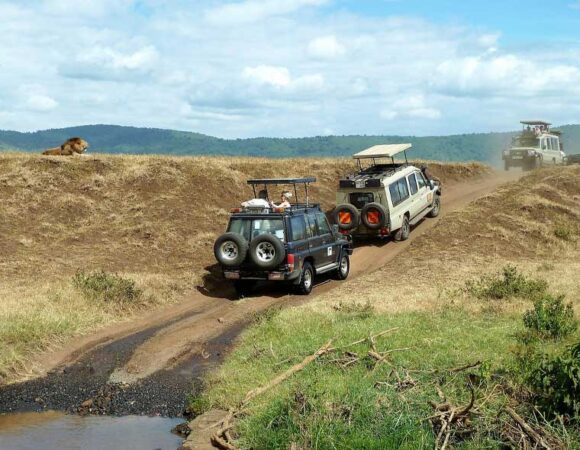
217;317;225;323
81;399;93;408
171;421;191;437
180;409;229;450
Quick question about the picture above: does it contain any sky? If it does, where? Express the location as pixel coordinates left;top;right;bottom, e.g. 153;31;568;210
1;0;580;138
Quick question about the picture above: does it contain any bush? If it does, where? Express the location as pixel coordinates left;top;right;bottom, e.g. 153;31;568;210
527;342;580;420
466;265;548;300
72;270;142;304
554;224;574;241
522;294;577;340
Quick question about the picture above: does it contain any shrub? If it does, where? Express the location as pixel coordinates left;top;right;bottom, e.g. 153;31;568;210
554;224;574;241
72;270;142;304
522;294;577;340
466;265;548;300
527;342;580;420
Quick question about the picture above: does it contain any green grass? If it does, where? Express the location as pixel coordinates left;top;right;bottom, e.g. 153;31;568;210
197;308;524;449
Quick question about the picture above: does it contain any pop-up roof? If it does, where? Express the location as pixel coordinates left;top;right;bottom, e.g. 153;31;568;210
353;143;412;160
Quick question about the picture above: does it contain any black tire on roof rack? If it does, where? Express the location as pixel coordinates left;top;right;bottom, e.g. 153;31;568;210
333;204;359;231
360;202;387;230
214;232;248;267
249;234;286;269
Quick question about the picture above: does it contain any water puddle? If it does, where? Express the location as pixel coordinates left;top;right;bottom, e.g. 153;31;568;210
0;411;183;450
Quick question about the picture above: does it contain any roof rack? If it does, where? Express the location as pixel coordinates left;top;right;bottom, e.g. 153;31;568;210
246;177;317;207
353;143;412;160
521;120;551;126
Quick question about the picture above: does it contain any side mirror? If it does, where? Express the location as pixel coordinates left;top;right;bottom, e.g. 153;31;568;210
332;224;339;235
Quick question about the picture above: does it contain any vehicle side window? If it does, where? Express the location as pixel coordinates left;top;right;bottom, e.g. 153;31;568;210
315;213;331;235
397;178;410;202
305;213;319;237
389;182;401;206
290;216;307;241
417;172;427;189
389;177;410;206
408;173;418;195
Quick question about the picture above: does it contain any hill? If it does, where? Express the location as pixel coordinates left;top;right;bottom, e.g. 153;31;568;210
2;124;579;163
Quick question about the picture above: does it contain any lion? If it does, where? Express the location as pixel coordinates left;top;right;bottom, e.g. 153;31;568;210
42;137;89;156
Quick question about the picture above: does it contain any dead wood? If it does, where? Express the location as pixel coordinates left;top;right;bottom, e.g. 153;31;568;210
504;406;551;450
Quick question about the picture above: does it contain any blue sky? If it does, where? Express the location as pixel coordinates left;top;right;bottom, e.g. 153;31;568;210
1;0;580;138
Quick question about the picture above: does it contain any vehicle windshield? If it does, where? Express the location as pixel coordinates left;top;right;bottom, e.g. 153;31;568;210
228;218;285;242
512;135;539;148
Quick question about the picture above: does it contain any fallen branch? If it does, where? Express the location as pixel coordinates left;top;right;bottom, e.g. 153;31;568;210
505;406;551;450
210;340;333;449
448;361;482;373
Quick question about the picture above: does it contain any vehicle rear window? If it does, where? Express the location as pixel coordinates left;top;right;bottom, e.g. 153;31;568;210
290;216;307;241
408;173;418;195
349;192;374;209
389;178;410;207
228;218;285;242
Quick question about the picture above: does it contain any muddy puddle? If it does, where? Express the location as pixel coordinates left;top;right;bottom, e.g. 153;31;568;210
0;411;183;450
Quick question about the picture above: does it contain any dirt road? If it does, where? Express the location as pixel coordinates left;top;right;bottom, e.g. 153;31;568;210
0;171;522;416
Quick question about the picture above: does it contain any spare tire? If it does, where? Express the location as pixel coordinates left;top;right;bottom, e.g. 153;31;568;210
333;204;360;231
249;234;285;269
214;233;248;267
361;202;387;230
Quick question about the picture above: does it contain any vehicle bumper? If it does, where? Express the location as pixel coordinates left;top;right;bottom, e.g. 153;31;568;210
223;269;300;282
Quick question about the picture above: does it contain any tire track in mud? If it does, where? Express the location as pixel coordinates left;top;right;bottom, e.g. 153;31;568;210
0;171;523;417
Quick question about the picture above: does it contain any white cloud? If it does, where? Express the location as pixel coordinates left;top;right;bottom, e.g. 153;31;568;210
204;0;328;25
79;45;159;71
307;35;346;59
26;94;58;112
243;65;292;88
381;95;441;121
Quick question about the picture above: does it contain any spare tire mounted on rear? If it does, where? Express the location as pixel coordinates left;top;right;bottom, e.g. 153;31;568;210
214;232;248;267
249;234;286;269
333;204;360;231
361;202;387;230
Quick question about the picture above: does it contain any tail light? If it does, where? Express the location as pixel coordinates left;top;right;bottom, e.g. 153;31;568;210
273;207;286;213
230;207;242;213
287;253;295;271
339;229;350;235
380;227;389;236
338;211;352;225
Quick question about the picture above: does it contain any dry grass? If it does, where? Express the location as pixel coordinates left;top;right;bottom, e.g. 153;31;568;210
0;152;490;382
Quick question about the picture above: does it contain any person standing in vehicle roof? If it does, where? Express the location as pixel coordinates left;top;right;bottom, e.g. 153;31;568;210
420;165;440;184
242;189;269;208
270;191;292;208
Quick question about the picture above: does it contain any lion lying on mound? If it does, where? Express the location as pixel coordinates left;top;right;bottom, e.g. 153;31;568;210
42;137;89;156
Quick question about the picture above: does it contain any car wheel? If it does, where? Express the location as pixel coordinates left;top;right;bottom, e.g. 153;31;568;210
249;234;285;269
393;216;410;241
296;262;314;295
427;196;441;218
233;280;255;298
214;233;248;267
334;253;350;280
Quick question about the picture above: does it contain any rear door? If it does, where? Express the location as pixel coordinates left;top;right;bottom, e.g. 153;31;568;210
315;212;338;265
305;212;326;269
289;215;310;268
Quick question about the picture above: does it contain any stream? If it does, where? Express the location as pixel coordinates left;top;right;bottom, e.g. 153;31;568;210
0;411;184;450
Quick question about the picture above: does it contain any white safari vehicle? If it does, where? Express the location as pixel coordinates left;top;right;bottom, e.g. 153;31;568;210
332;144;441;241
503;121;566;171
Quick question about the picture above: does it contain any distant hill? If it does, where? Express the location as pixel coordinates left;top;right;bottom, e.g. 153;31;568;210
1;124;579;163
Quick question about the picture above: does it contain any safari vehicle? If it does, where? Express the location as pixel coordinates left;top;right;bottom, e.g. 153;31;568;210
213;178;352;296
502;121;566;171
332;144;441;241
567;154;580;165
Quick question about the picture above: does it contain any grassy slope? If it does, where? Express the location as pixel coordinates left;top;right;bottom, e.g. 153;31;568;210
197;166;580;449
0;152;488;382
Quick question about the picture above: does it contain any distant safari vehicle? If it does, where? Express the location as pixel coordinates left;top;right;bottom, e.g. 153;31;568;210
502;121;566;171
566;154;580;165
332;144;441;241
213;178;352;296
